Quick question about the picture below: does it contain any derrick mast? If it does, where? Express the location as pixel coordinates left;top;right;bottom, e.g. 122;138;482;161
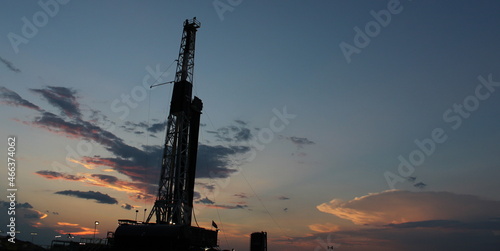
147;17;201;226
115;18;217;250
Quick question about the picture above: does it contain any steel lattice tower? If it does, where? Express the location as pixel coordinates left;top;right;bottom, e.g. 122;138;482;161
146;17;202;226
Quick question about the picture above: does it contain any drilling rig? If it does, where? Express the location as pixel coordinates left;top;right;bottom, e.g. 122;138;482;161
114;17;218;251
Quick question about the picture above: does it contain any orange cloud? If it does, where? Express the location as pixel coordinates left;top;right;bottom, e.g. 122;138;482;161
35;170;84;181
317;190;500;225
308;223;341;233
36;210;48;219
68;158;96;170
35;170;156;201
56;222;98;236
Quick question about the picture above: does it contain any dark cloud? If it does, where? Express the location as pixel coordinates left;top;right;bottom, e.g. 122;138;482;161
1;201;33;209
31;111;119;146
55;190;118;204
0;201;47;225
46;210;60;215
121;120;167;135
81;155;160;185
35;170;84;181
6;86;252;204
121;203;134;210
235;128;252;141
386;219;500;231
234;120;247;126
287;136;315;149
278;196;290;200
414;182;427;189
196;182;216;192
24;211;46;219
206;204;248;210
87;172;156;200
36;170;157;202
196;144;250;178
91;174;119;184
31;86;81;118
0;87;40;110
206;121;254;143
0;56;21;73
147;121;167;133
196;197;215;205
29;109;163;185
234;193;248;199
193;191;201;200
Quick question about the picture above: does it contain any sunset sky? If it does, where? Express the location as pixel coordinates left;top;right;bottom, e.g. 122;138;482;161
1;1;500;250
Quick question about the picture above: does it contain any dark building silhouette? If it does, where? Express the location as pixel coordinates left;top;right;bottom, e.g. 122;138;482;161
250;232;267;251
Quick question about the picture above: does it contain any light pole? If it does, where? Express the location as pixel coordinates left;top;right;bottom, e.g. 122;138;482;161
135;210;139;221
30;232;37;243
143;208;147;222
93;221;99;240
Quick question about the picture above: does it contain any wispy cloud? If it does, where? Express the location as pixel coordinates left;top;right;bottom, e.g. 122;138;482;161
386;219;500;231
308;223;341;233
36;170;156;202
121;120;167;136
195;197;215;205
0;56;21;73
234;193;248;199
0;87;40;110
206;120;254;143
31;86;81;118
54;190;118;204
204;204;248;210
317;190;500;225
35;170;84;181
286;136;315;149
88;173;156;200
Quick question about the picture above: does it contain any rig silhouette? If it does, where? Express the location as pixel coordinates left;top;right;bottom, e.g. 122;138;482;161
114;17;218;251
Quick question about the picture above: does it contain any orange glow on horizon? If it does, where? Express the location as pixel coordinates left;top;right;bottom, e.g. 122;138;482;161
56;222;98;236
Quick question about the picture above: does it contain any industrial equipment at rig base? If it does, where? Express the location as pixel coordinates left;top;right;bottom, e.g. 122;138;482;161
114;17;218;251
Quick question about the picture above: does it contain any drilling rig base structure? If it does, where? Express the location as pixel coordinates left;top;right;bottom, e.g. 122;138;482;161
114;17;218;251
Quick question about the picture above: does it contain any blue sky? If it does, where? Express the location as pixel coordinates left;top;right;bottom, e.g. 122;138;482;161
1;1;500;250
